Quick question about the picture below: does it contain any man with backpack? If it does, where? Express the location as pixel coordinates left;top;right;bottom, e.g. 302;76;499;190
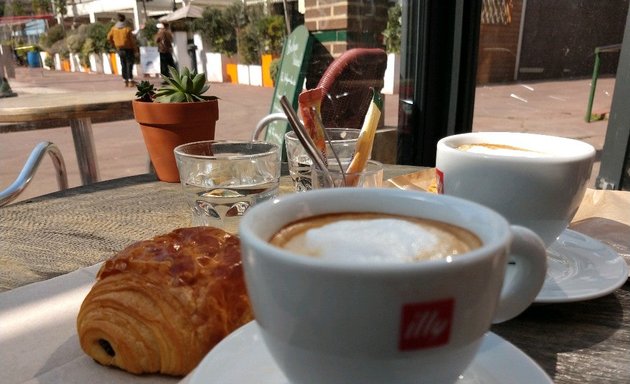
107;14;137;87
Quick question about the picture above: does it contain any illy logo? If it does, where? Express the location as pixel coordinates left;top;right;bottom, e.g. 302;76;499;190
399;299;454;351
436;168;445;194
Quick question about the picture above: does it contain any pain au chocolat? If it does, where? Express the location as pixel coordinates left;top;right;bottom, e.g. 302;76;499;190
76;227;253;376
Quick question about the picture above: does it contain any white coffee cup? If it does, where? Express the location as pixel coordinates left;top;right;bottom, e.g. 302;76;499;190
436;132;595;247
239;188;547;384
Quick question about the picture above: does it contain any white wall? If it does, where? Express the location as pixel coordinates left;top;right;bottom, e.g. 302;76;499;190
382;53;400;95
173;31;191;70
193;33;206;74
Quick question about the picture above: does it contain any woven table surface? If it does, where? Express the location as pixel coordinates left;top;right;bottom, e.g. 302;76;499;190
0;175;186;291
0;166;419;292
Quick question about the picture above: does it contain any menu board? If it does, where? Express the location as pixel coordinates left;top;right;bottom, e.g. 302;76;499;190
140;46;160;75
264;25;313;156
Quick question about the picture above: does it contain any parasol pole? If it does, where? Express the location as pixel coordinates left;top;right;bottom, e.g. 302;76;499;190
282;0;291;34
140;0;148;22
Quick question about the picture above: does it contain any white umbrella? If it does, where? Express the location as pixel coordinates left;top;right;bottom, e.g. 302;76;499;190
159;4;204;22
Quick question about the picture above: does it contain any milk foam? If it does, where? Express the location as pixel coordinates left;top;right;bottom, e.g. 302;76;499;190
284;219;441;263
459;144;551;158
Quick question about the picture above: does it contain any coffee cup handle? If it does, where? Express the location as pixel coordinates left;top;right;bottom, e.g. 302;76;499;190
493;225;547;324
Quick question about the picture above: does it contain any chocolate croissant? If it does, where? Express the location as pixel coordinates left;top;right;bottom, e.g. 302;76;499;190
76;227;253;376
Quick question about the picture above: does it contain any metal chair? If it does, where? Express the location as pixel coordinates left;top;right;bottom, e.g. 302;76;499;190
251;112;289;141
0;141;68;207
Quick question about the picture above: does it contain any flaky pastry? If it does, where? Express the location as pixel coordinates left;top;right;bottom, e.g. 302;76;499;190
76;227;253;376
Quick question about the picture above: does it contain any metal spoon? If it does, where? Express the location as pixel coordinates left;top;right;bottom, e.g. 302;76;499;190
279;96;333;187
312;106;348;186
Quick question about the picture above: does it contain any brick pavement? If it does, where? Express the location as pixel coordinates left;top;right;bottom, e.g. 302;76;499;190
1;67;614;203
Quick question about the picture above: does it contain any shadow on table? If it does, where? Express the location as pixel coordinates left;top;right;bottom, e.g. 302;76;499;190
571;217;630;262
14;174;159;205
491;285;626;380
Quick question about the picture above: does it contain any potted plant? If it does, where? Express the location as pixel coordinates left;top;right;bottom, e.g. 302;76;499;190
132;66;219;182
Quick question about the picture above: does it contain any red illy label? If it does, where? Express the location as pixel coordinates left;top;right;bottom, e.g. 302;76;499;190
436;168;444;194
399;299;454;351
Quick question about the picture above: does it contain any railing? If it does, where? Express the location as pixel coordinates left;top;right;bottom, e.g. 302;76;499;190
585;44;621;123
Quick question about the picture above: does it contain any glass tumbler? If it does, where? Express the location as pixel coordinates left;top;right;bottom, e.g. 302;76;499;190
174;140;281;231
285;128;361;192
312;160;384;189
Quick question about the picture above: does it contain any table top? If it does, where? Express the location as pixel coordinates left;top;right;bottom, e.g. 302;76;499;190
0;90;134;126
0;166;421;291
1;165;628;384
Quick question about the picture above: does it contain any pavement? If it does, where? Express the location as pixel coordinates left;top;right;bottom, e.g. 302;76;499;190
1;66;615;203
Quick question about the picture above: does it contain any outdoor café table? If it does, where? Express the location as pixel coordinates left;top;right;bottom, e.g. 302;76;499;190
0;90;134;185
1;165;628;384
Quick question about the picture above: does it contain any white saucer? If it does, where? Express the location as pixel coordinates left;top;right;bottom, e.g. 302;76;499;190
190;321;552;384
534;229;628;303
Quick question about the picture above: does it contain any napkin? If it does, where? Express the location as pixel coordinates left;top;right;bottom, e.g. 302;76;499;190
0;264;184;384
572;188;630;226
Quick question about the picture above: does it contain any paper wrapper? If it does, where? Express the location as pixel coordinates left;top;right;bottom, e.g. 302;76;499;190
386;169;630;262
0;264;186;384
571;189;630;260
386;168;437;192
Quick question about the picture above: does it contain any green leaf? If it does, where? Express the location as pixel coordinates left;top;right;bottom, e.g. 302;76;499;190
172;93;186;102
184;75;194;92
192;73;205;94
167;66;178;78
371;88;384;111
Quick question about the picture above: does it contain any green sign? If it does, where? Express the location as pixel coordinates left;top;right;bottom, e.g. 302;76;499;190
264;25;313;152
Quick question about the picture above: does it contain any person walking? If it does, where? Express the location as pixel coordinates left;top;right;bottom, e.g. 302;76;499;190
107;14;137;87
156;22;176;80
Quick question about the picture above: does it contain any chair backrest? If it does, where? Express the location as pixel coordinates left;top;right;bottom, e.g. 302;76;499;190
263;25;313;148
317;48;388;129
0;141;68;206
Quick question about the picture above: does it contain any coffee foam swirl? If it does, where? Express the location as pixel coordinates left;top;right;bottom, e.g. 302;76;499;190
271;213;480;263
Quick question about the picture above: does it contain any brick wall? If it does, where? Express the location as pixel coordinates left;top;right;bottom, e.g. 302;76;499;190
477;0;523;84
304;0;388;55
477;0;626;83
303;0;388;87
303;0;521;85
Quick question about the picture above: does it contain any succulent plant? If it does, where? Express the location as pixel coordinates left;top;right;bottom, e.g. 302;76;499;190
134;67;217;103
154;66;217;103
135;80;155;102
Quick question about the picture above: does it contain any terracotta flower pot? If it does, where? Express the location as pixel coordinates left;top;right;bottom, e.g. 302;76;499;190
132;99;219;182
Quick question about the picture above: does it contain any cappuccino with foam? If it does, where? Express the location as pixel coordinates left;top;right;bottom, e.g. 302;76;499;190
239;188;548;384
456;143;551;158
270;212;481;263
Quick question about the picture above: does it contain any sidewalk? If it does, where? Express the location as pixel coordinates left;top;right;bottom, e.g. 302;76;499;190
1;67;614;203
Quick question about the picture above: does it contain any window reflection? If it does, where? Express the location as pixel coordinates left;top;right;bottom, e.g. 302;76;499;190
474;0;626;185
392;0;624;177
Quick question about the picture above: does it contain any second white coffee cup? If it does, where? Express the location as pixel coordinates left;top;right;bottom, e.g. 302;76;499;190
436;132;595;247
